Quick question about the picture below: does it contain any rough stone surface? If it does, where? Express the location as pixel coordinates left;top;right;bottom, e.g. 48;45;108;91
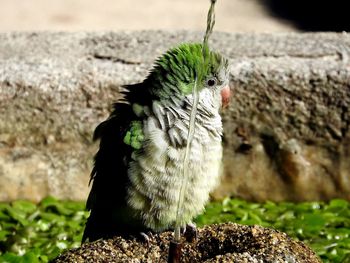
0;31;350;202
52;223;321;263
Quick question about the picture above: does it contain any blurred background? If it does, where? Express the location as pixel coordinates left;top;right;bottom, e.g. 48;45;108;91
0;0;293;32
0;0;347;32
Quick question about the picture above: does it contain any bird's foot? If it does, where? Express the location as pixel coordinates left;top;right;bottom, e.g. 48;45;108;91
138;231;153;246
183;222;197;242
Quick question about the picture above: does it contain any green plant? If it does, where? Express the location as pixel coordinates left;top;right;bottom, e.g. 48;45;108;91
0;197;88;262
196;198;350;263
1;197;349;262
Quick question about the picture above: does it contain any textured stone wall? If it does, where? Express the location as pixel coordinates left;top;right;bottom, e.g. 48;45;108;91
0;31;349;202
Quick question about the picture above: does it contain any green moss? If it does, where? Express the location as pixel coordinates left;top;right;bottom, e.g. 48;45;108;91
0;197;349;262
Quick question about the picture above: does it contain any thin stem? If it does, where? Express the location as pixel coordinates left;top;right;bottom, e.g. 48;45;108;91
174;77;199;241
171;0;218;246
203;0;217;47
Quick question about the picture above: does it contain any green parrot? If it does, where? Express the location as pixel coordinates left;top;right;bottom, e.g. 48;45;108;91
82;43;230;242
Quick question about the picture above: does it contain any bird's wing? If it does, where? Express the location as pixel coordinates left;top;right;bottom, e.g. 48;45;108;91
83;83;149;242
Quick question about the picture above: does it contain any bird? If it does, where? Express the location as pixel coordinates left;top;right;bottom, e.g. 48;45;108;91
82;43;230;242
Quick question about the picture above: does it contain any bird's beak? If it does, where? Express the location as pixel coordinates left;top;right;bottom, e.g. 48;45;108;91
220;85;231;108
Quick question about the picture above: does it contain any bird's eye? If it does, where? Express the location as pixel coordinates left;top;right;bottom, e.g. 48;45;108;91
206;78;217;87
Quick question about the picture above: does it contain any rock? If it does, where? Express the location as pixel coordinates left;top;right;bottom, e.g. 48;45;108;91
0;31;350;202
52;223;321;263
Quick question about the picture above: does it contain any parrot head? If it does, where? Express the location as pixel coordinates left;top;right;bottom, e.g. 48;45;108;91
146;43;230;110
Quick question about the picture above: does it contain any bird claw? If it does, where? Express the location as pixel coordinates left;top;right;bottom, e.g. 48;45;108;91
183;223;197;242
138;231;153;246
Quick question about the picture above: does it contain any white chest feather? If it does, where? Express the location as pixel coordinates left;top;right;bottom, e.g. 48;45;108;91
127;94;223;231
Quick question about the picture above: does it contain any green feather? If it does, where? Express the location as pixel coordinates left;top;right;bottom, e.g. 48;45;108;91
148;43;228;97
132;103;144;117
123;121;144;150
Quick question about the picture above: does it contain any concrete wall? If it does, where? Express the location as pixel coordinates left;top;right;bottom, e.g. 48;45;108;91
0;31;349;202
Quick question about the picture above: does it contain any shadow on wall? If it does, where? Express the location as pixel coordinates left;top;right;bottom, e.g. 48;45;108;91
262;0;349;32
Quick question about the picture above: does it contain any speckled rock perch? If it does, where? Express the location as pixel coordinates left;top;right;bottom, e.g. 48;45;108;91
52;223;321;262
0;31;350;202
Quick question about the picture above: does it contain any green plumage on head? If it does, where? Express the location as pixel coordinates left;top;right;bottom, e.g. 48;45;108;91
147;43;228;98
